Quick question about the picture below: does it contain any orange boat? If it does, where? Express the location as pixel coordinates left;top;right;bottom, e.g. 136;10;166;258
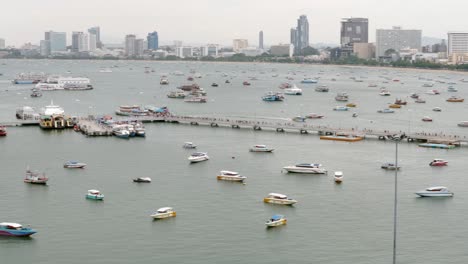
446;96;464;102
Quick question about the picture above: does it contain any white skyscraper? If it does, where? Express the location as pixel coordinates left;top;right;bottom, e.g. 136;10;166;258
89;33;97;51
125;34;136;56
448;32;468;56
376;27;422;58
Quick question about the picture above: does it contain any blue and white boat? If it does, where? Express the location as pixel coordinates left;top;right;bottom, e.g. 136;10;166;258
377;108;395;113
0;222;37;237
64;161;87;168
292;116;306;122
262;92;284;102
447;86;458;92
265;215;287;227
333;106;349;111
301;78;318;84
86;190;104;200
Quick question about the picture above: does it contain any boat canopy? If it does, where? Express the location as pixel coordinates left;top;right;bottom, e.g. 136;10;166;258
0;222;22;228
191;152;207;156
296;163;321;168
271;215;284;221
426;186;447;191
88;190;100;194
268;193;287;199
220;170;239;176
157;207;173;213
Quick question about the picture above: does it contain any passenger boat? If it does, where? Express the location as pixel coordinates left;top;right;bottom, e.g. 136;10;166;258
334;171;343;183
150;207;176;219
335;92;349;101
86;190;104;200
216;171;247;182
429;159;448;166
183;142;197;149
265;215;287;228
377;108;395;113
284;86;302;95
379;89;391;96
394;99;407;105
301;78;318;84
243;81;251;86
315;85;329;92
133;177;152;183
41;101;65;116
389;104;401;109
63;161;86;168
306;113;324;119
381;163;400;170
249;145;274;152
457;121;468;127
333;106;349;111
262;92;284;102
292;116;306;122
24;169;48;184
283;163;327;174
184;96;207;103
319;135;363;142
0;126;6;136
446;96;464;102
432;107;442;112
415;186;453;197
167;91;186;99
426;89;440;95
188;152;209;163
0;222;37;237
447;86;458;92
160;78;169;85
418;143;456;149
263;193;297;205
415;98;426;103
422;116;433;122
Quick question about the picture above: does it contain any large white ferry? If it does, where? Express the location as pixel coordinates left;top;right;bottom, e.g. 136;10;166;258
35;76;93;91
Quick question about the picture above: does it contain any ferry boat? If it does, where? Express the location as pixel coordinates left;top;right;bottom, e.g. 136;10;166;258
457;121;468;127
150;207;176;219
415;186;453;197
446;96;464;102
262;92;284;102
284;86;302;95
263;193;297;205
183;142;197;149
0;222;37;237
184;96;207;103
265;215;287;228
86;190;104;200
418;143;456;149
301;78;318;84
381;163;400;170
63;161;86;168
334;171;343;183
283;163;327;174
216;171;247;182
13;72;47;84
133;177;152;183
0;126;6;137
320;134;363;142
335;92;349;101
188;152;209;163
333;106;349;111
315;85;329;92
249;145;274;152
24;169;48;184
429;159;448;166
377;108;395;113
306;113;324;119
167;91;186;99
36;77;92;91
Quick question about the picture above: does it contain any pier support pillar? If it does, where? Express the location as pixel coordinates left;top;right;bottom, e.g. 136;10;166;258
325;131;333;136
232;125;240;129
210;123;218;127
300;129;308;134
378;136;386;140
276;128;284;132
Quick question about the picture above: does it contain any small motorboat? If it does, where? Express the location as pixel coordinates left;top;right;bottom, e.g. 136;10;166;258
389;104;401;109
86;190;104;200
279;83;292;89
377;108;395;113
63;161;86;169
447;86;458;92
381;163;400;170
415;98;426;103
133;177;152;183
225;80;230;84
301;78;318;84
265;215;287;228
426;89;440;95
457;121;468;127
283;163;327;174
432;107;442;112
0;222;37;237
315;85;329;92
151;207;176;219
335;92;349;101
262;92;284;102
249;145;274;152
410;93;419;99
415;186;453;197
422;83;434;88
334;171;343;183
30;90;42;97
184;96;207;103
216;170;246;182
292;116;306;122
188;152;209;163
243;81;251;86
352;112;358;118
306;113;324;119
183;142;197;149
0;126;7;136
263;193;297;205
333;106;349;111
113;128;130;139
24;169;48;184
211;83;219;87
379;89;391;96
446;96;464;102
394;99;407;105
160;78;169;85
422;116;433;122
346;103;356;108
429;159;448;166
284;86;302;95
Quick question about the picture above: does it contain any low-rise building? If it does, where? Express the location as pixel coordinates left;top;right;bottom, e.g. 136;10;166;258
353;43;375;59
270;44;294;57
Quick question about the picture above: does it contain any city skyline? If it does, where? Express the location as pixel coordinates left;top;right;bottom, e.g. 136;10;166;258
0;0;465;47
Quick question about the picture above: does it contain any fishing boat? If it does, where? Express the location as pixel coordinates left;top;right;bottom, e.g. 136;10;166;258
249;145;274;152
216;171;247;182
429;159;448;166
315;85;329;92
283;163;327;174
184;96;207;103
457;121;468;127
422;116;433;122
86;190;104;200
301;78;318;84
133;177;152;183
188;152;209;163
63;161;86;168
262;92;284;102
150;207;176;219
265;215;287;228
263;193;297;205
334;171;343;183
377;108;395;113
415;186;453;197
0;126;6;136
446;96;464;102
306;113;324;119
335;92;349;101
167;91;186;99
0;222;37;237
24;169;48;184
183;142;197;149
381;163;400;170
284;86;302;95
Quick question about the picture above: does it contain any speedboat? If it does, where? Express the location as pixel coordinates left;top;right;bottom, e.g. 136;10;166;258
426;89;440;95
262;92;284;102
160;78;169;85
429;159;448;166
415;98;426;103
167;91;186;99
379;89;391;96
446;96;464;102
377;108;395;113
133;177;152;183
249;145;274;152
283;163;327;174
415;186;453;197
381;163;400;170
292;116;306;122
422;116;433;122
301;78;318;84
151;207;176;219
188;152;209;163
432;107;442;112
315;85;329;92
447;86;458;92
86;190;104;200
457;121;468;127
263;193;297;205
183;142;197;149
333;106;349;111
265;215;287;228
0;222;37;237
24;169;48;184
335;92;349;101
334;171;343;183
216;171;247;182
306;113;324;119
284;86;302;95
64;161;86;168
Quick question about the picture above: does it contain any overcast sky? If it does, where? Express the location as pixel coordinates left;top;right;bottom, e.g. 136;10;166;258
0;0;465;47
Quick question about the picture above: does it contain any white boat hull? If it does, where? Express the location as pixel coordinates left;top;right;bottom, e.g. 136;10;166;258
151;212;176;219
283;167;327;174
188;157;209;163
415;192;453;197
266;219;287;227
263;198;297;205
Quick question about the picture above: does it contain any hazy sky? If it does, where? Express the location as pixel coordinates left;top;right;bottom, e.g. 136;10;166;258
0;0;465;47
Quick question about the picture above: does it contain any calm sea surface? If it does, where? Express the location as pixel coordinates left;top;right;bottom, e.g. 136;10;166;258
1;60;468;264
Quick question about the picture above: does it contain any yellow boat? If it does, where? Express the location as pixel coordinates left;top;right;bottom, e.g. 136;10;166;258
389;104;401;109
346;103;357;108
320;135;364;142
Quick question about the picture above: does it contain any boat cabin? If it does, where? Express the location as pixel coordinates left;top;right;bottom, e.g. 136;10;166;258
157;207;173;213
267;193;288;200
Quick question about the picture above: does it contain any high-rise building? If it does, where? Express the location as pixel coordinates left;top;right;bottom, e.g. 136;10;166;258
135;39;145;56
340;18;368;56
125;34;136;56
89;33;97;51
88;27;101;48
201;45;219;57
147;31;159;50
71;32;88;52
0;38;5;49
259;31;264;50
448;32;468;56
233;39;248;52
40;40;51;56
375;27;422;58
176;46;193;58
45;31;67;53
290;15;309;55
